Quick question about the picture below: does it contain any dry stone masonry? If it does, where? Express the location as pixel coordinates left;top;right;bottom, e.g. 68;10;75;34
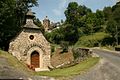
8;10;51;71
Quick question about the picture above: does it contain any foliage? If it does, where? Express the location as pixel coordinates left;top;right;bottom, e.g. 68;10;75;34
44;1;120;47
0;50;32;74
1;1;120;49
35;57;100;77
75;32;110;47
0;0;38;50
106;19;117;37
65;2;91;26
0;0;20;50
51;45;55;53
103;7;112;20
15;0;38;26
60;41;69;53
115;45;120;51
45;24;79;45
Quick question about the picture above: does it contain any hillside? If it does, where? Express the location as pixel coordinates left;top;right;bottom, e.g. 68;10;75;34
0;50;99;79
0;50;31;79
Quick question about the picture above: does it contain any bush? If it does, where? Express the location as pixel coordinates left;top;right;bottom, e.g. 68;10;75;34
60;41;69;53
115;45;120;51
51;45;55;53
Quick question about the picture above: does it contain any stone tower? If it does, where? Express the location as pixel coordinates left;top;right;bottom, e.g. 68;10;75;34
43;16;50;32
8;10;51;71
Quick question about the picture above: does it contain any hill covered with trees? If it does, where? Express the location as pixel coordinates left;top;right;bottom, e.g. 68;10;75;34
45;1;120;48
0;1;120;50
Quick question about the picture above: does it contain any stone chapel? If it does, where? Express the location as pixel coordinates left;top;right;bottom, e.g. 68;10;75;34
8;10;51;71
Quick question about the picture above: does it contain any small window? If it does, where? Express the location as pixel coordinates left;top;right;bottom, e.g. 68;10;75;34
29;35;34;40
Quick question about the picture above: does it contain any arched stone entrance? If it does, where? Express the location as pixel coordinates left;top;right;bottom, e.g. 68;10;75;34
31;51;39;68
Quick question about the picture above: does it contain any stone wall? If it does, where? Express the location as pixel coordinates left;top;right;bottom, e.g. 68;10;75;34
9;28;51;71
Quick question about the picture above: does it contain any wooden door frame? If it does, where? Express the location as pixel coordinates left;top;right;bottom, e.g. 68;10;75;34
31;51;39;68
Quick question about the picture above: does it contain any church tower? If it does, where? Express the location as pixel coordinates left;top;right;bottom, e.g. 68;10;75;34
43;16;50;32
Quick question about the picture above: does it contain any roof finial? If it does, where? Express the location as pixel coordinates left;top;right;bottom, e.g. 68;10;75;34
45;16;48;19
26;9;35;17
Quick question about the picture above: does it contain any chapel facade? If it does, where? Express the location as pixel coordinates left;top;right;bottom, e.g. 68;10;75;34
8;10;51;71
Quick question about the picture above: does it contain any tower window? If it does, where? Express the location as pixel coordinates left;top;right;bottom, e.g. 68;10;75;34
29;35;34;40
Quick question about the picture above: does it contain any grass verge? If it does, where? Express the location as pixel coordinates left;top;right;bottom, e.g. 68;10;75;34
101;46;114;50
0;50;100;78
0;50;32;74
35;57;100;77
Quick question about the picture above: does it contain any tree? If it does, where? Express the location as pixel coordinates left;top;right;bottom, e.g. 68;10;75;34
0;0;38;50
0;0;19;50
65;2;91;27
94;10;105;32
112;2;120;29
64;2;79;25
15;0;38;26
106;19;117;45
83;13;97;34
63;24;79;44
103;7;112;21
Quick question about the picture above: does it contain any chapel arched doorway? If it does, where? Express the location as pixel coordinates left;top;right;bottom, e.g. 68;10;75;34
31;51;39;68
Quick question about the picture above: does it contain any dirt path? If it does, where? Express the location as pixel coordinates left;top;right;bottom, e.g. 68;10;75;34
0;56;55;80
72;58;120;80
0;57;29;79
1;49;120;80
72;49;120;80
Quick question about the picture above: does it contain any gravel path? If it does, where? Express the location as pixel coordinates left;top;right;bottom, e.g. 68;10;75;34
0;56;55;80
73;58;120;80
0;57;29;79
1;49;120;80
72;49;120;80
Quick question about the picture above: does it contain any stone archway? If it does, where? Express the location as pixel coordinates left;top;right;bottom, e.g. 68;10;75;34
31;51;39;68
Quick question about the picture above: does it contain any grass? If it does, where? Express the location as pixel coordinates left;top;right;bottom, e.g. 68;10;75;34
0;50;33;74
35;57;100;77
75;32;110;47
101;46;114;50
0;50;100;78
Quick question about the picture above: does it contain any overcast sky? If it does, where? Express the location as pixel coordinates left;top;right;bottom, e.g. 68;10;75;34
32;0;117;23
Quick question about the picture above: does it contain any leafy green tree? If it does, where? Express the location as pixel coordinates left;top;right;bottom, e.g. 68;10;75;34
112;2;120;29
106;19;117;45
0;0;38;50
45;27;64;44
83;13;96;34
15;0;38;26
64;2;92;44
94;10;105;32
103;7;112;21
65;2;91;27
106;20;116;37
63;24;79;44
0;0;18;50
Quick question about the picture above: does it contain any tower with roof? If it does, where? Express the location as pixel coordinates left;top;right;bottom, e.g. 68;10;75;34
43;16;51;32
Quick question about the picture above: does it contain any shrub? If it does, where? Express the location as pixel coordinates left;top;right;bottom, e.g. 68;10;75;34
51;45;55;53
115;45;120;51
60;41;69;53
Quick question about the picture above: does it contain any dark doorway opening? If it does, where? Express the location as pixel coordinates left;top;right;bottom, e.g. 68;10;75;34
31;51;39;68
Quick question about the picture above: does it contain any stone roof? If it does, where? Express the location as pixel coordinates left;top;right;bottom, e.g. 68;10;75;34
23;10;40;29
23;21;40;29
26;9;35;17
